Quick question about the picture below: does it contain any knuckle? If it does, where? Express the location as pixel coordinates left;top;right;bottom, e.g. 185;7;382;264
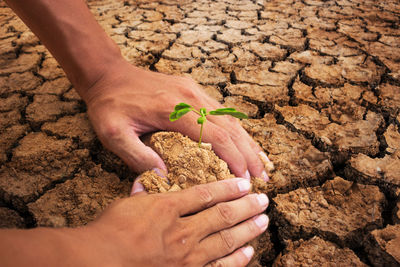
216;203;236;225
247;219;260;235
219;229;235;252
229;129;244;142
101;121;122;140
178;85;198;100
247;159;264;173
154;195;179;213
193;185;214;208
213;130;231;145
223;179;240;196
243;195;261;215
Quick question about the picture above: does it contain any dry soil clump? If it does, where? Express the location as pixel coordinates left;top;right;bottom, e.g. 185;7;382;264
138;131;274;265
273;236;367;267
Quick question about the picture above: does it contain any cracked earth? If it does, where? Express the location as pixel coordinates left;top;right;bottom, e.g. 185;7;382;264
0;0;399;266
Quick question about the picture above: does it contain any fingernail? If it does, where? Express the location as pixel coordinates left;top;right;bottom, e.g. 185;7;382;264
254;214;269;230
153;167;167;178
237;179;251;192
242;246;254;260
257;193;269;207
244;170;251;180
131;181;145;196
258;151;271;162
261;170;269;182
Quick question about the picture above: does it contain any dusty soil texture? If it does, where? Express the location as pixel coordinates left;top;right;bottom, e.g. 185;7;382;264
1;0;400;266
273;236;367;267
273;177;385;248
139;132;234;192
0;207;24;228
365;224;400;266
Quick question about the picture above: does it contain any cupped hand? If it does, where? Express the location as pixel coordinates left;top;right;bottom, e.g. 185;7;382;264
83;59;268;180
86;178;269;266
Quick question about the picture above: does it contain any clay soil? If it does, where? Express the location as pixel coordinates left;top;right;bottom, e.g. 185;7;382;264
1;0;400;266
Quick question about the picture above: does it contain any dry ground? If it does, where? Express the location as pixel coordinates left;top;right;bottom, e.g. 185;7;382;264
0;0;399;266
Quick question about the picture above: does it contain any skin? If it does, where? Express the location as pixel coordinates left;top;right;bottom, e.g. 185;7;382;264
2;0;271;265
0;179;269;266
5;0;268;179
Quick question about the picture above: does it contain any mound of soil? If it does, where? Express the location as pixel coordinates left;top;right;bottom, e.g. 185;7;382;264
138;131;274;265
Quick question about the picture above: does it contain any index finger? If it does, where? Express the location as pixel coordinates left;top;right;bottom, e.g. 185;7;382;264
172;178;251;216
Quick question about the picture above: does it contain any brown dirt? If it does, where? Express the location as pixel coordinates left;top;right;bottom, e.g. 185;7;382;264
365;224;400;266
273;177;385;248
28;164;131;228
139;132;233;191
242;114;333;196
0;207;24;228
1;0;400;266
273;236;367;267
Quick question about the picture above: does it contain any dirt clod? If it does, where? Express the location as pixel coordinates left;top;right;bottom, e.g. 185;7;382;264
273;177;385;248
273;236;367;267
365;224;400;266
28;165;131;227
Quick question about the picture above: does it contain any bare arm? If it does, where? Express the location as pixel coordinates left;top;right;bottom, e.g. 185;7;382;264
5;0;122;95
0;180;268;266
0;227;102;266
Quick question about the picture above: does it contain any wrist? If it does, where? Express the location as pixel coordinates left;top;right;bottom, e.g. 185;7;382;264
65;39;124;96
79;59;142;105
54;226;121;267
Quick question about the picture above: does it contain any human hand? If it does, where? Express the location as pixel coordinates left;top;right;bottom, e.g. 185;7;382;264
84;178;269;266
83;59;269;180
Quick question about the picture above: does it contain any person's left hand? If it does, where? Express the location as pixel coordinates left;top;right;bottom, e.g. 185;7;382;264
83;59;269;180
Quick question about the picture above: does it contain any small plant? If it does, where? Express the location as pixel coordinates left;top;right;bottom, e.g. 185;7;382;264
169;102;248;148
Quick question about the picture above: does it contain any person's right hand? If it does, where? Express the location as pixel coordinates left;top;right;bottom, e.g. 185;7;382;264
85;178;269;266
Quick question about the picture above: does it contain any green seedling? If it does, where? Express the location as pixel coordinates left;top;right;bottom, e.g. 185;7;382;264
169;102;248;148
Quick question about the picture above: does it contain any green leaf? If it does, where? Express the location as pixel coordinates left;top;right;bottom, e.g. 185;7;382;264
209;108;248;119
174;102;192;111
197;116;206;124
200;108;207;116
169;108;191;121
212;108;236;113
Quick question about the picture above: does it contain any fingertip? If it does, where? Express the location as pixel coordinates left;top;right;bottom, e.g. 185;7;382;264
241;246;254;261
261;170;269;182
152;167;168;178
244;170;251;180
254;214;269;231
236;178;251;193
131;181;146;196
258;151;271;163
144;149;168;174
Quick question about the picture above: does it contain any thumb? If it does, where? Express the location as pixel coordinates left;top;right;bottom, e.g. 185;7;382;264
104;130;167;174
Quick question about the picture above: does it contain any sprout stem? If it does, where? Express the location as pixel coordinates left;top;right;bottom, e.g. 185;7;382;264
198;121;204;148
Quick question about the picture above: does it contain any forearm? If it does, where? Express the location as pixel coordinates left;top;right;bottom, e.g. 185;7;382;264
4;0;123;98
0;227;110;267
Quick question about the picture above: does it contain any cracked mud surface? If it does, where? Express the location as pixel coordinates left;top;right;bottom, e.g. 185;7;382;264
1;0;400;266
